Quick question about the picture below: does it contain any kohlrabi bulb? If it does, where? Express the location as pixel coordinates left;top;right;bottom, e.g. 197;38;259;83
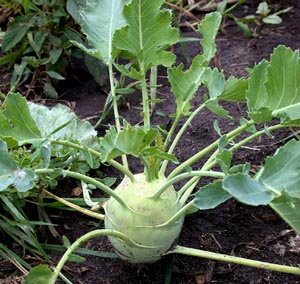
104;173;184;263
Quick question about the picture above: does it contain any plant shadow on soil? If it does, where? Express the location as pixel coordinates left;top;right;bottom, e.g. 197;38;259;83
2;1;300;284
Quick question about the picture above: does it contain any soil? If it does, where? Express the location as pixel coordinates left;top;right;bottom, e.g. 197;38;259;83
1;1;300;284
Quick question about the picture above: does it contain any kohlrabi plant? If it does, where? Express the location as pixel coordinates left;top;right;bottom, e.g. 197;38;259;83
1;0;300;283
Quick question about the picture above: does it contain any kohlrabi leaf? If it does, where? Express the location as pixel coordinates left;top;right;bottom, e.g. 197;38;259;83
247;45;300;124
258;139;300;199
168;12;221;116
28;103;97;146
0;93;41;146
216;149;232;174
197;12;222;66
223;173;274;206
194;180;231;210
99;126;158;161
70;0;131;64
269;191;300;234
114;0;179;74
0;148;36;192
23;264;54;284
218;76;248;102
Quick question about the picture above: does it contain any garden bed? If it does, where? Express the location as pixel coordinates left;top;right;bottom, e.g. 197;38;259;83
1;1;300;284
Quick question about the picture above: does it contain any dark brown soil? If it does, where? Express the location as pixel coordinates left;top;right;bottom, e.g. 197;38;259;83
1;1;300;284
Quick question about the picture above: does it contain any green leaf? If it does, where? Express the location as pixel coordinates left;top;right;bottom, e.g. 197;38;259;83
270;191;300;234
114;0;179;73
141;147;178;164
23;264;54;284
218;76;248;102
49;48;63;64
258;139;300;199
0;93;41;145
46;71;65;80
263;15;282;25
43;83;58;99
196;12;222;66
99;125;158;161
216;149;232;174
168;12;221;116
0;149;36;192
247;46;300;124
205;99;231;119
28;102;97;147
71;0;131;64
203;68;225;99
223;173;274;205
2;15;35;51
194;180;231;210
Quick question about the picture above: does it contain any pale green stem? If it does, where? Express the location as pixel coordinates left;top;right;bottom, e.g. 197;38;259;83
41;188;104;220
179;148;222;205
49;229;143;284
160;103;207;176
168;245;300;275
151;170;225;200
51;139;135;183
141;72;150;131
34;169;129;210
228;123;288;152
179;123;292;205
150;66;157;113
167;120;255;180
159;200;195;227
108;61;128;168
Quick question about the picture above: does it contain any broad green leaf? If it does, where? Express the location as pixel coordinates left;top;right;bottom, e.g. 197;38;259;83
216;149;232;174
205;99;231;119
114;0;179;73
258;139;300;199
203;68;225;99
0;93;41;145
223;173;274;205
28;103;97;146
168;12;221;116
70;0;130;64
263;15;282;25
66;0;87;23
168;63;206;116
1;15;35;51
247;46;300;124
197;12;222;66
218;76;248;102
194;180;231;210
269;191;300;234
99;126;158;161
0;149;36;192
141;147;178;164
23;264;54;284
